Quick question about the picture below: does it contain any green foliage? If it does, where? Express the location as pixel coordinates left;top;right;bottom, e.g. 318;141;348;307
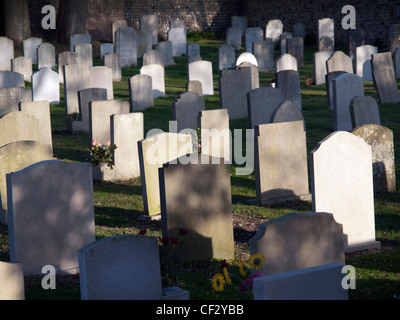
88;140;118;169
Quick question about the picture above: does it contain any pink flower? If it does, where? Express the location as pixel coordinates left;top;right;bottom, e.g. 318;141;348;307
106;140;111;146
91;140;97;146
115;144;120;149
239;272;266;293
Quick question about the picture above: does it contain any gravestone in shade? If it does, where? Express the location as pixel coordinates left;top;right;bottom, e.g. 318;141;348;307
187;43;200;60
0;140;53;224
244;27;264;53
140;64;165;98
129;74;154;112
318;18;334;51
255;121;310;206
89;66;114;100
112;20;128;46
75;43;93;67
23;37;42;65
159;153;235;262
350;96;381;128
313;51;333;85
326;51;353;74
71;88;108;133
276;53;297;72
70;34;91;52
198;109;231;163
142;50;164;67
294;22;306;39
254;39;274;72
218;44;236;71
115;27;137;67
32;67;60;105
247;87;284;129
275;69;302;111
310;131;381;252
287;37;304;68
394;47;400;79
371;52;400;103
155;41;175;66
326;71;347;110
138;132;192;216
137;30;153;57
0;71;24;88
348;28;365;61
188;60;214;95
7;160;96;275
57;51;78;84
271;100;304;124
231;16;247;38
226;28;242;50
265;19;283;45
280;32;293;55
172;91;205;132
319;36;335;52
250;212;345;275
0;87;31;117
100;43;113;59
89;99;130;145
0;37;14;72
63;63;90;115
78;234;162;300
355;45;378;81
104;53;122;82
351;124;396;193
167;27;186;57
37;43;56;69
389;24;400;54
253;263;348;300
332;73;364;131
0;261;25;300
236;52;258;67
140;14;159;45
12;57;32;83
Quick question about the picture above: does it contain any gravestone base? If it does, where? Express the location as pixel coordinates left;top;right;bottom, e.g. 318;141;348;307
345;240;381;253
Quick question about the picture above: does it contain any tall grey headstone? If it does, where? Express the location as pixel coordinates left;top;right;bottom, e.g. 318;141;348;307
245;27;264;53
0;37;14;72
218;44;236;71
231;16;247;38
167;27;186;57
104;53;122;82
326;71;347;109
313;51;333;85
75;43;93;68
254;39;274;72
172;91;205;132
275;69;302;111
37;43;56;69
226;28;242;50
129;74;154;111
115;27;137;67
89;66;114;100
23;37;42;65
155;41;175;66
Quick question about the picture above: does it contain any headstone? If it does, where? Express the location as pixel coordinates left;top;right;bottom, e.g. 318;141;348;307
226;28;242;50
170;19;184;29
236;52;258;67
265;19;284;45
218;44;236;71
319;36;335;52
140;64;165;98
75;43;93;68
112;20;128;46
186;80;203;96
37;43;56;69
129;74;154;111
310;131;381;252
187;43;200;60
137;30;153;57
188;60;214;95
70;34;91;52
253;263;348;300
0;71;24;88
23;37;42;65
32;67;60;105
279;32;293;55
326;71;347;109
140;14;159;45
348;28;365;61
231;16;247;38
271;100;304;124
167;27;187;57
78;234;162;300
350;96;381;128
389;24;400;54
104;53;122;82
115;27;137;67
313;51;333;85
276;53;297;72
250;212;345;275
293;22;306;39
57;51;78;84
255;120;310;205
0;87;31;117
100;43;114;59
247;87;284;129
318;18;334;51
0;261;25;300
172;91;205;132
159;153;235;262
351;124;396;193
356;45;378;81
64;63;90;114
244;27;264;53
155;41;175;66
254;39;274;72
138;132;192;216
326;51;353;74
394;47;400;79
89;99;130;145
287;37;304;68
275;69;302;111
7;160;96;275
0;37;14;72
12;57;32;83
371;52;400;103
89;66;114;100
142;49;164;67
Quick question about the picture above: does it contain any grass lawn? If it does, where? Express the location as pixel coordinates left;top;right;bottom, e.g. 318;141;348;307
1;36;400;301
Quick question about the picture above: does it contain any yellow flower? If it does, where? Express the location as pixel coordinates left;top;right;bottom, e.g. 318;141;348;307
248;253;265;270
211;273;226;292
239;260;248;277
222;267;232;285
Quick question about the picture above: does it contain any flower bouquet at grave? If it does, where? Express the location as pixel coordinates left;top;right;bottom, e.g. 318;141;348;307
88;139;119;169
211;253;266;296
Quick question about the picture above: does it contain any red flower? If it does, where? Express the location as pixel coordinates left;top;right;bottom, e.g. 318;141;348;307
179;227;188;235
160;237;169;245
138;229;147;235
171;237;179;244
221;259;228;268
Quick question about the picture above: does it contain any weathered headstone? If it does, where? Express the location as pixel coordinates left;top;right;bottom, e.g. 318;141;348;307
12;57;32;83
319;36;335;52
0;71;24;88
226;28;242;50
104;53;122;82
115;27;137;67
37;43;56;69
186;80;203;96
57;51;78;84
7;160;96;275
0;261;25;300
350;95;381;128
167;27;187;57
0;87;31;117
318;18;334;51
32;67;60;105
155;41;175;66
64;63;90;114
75;43;93;68
356;45;378;81
89;66;114;100
310;131;381;252
245;27;264;53
218;44;236;71
0;37;14;72
275;69;302;111
172;91;205;132
326;71;347;109
270;100;304;124
129;74;154;112
140;64;165;98
276;53;297;72
188;60;214;96
23;37;42;65
266;19;283;45
254;39;274;72
70;34;91;52
326;51;353;74
142;49;164;67
313;51;333;85
255;120;310;205
140;14;159;45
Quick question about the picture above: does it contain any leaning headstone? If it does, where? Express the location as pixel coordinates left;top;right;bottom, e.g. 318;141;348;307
356;45;378;81
318;18;335;51
218;44;236;71
70;34;91;52
326;51;353;74
37;43;56;69
188;60;214;95
140;14;159;45
0;71;24;89
280;32;293;55
293;22;306;39
104;53;122;82
137;30;153;57
100;43;114;59
159;153;235;262
310;131;381;252
32;67;60;105
276;53;297;72
270;100;304;124
313;51;333;85
89;66;114;100
23;37;42;65
250;212;345;275
226;28;242;50
0;261;25;300
78;234;162;300
155;41;175;66
172;91;205;132
275;69;302;111
350;96;381;128
140;64;165;98
254;39;274;72
244;27;264;53
142;49;164;67
64;63;90;114
57;51;78;84
332;73;364;131
129;74;154;111
75;43;93;67
138;132;192;216
0;87;31;117
115;27;137;67
0;37;14;72
266;19;283;45
389;24;400;54
326;71;347;109
254;120;310;205
12;57;32;83
7;160;96;275
167;27;187;57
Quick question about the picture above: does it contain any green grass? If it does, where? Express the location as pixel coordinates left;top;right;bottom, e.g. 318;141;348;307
1;39;400;300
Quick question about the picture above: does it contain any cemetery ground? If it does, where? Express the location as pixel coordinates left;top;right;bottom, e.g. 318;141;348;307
1;36;400;300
